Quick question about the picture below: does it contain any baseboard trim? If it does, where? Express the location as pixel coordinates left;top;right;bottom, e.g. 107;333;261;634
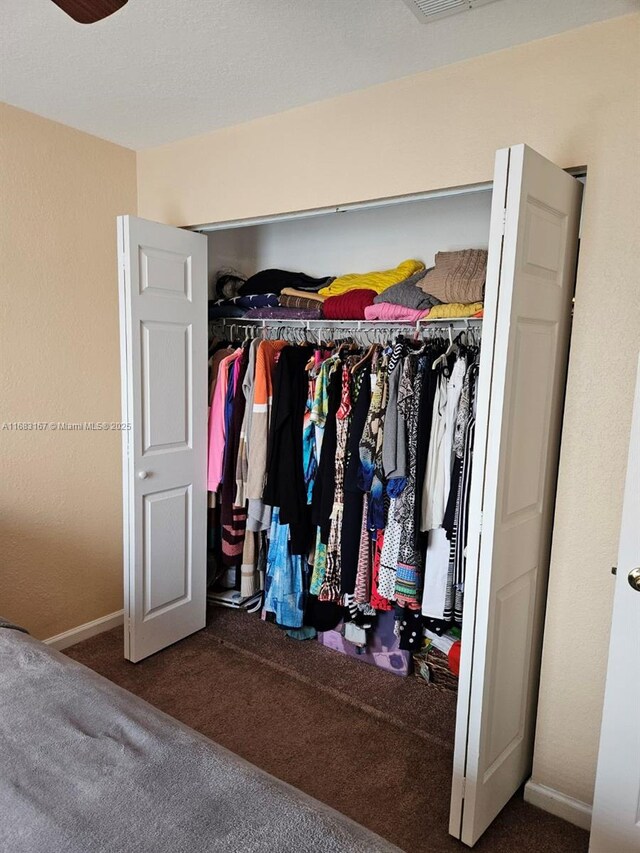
44;610;124;651
524;780;592;831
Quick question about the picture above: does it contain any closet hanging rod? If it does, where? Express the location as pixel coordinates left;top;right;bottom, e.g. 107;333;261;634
209;317;483;334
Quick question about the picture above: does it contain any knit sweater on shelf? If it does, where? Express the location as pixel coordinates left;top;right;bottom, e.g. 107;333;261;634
318;259;424;297
425;301;484;319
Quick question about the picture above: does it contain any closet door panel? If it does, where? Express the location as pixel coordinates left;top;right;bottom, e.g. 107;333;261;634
449;147;509;836
118;216;208;663
451;145;582;846
589;356;640;853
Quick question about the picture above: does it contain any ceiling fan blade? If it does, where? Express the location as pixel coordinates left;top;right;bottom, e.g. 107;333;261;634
51;0;128;25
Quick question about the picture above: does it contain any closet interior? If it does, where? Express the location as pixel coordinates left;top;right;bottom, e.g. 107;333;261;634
204;187;492;700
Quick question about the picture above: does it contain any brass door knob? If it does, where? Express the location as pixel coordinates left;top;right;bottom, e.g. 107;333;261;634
628;567;640;591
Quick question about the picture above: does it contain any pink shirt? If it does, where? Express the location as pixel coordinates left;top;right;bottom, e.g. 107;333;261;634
207;349;241;492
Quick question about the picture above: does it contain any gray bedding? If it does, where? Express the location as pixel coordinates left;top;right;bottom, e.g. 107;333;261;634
0;628;401;853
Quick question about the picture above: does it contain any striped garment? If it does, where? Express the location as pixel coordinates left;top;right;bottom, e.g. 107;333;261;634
357;354;389;530
370;529;393;611
394;353;427;608
222;505;248;566
353;493;372;604
280;291;326;311
318;365;351;603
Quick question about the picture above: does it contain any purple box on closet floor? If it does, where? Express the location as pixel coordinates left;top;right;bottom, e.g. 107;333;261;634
317;610;411;677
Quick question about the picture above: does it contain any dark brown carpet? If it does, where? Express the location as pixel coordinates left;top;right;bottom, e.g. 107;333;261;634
66;609;588;853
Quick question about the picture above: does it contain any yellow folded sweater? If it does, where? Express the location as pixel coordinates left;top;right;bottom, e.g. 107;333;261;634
319;259;424;297
426;302;483;319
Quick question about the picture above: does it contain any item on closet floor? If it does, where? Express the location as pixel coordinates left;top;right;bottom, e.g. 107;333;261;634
240;269;334;296
364;303;429;322
428;647;459;691
344;621;368;648
424;301;484;319
372;271;439;310
413;649;431;683
207;588;263;612
397;609;424;650
417;249;487;304
285;626;317;641
244;306;322;320
413;645;459;691
322;289;377;320
448;640;461;676
319;259;425;297
317;610;412;677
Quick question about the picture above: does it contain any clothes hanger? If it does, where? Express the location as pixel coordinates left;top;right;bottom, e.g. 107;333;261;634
351;342;380;374
335;340;355;357
432;324;456;371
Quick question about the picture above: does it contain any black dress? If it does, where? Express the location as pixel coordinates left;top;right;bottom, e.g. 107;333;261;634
263;345;314;555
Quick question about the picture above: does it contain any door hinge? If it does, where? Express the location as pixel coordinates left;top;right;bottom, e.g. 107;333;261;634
478;511;483;533
501;209;507;235
461;778;466;799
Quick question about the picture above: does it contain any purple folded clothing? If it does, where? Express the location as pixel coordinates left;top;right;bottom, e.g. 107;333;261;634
243;307;322;320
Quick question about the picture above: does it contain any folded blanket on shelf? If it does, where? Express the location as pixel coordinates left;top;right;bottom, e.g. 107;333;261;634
280;287;325;302
243;307;322;320
319;259;424;297
322;289;377;320
372;270;439;310
213;294;280;312
425;301;484;319
279;288;326;310
364;303;429;322
240;269;334;296
208;302;247;319
417;249;487;304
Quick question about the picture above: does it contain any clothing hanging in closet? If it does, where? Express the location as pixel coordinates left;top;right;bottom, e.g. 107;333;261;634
207;324;481;656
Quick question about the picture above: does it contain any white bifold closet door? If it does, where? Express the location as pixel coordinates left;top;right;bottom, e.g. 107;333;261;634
449;145;582;846
118;216;208;663
589;355;640;853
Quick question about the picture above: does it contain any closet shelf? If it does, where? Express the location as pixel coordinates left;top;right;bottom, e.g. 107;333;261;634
209;316;483;334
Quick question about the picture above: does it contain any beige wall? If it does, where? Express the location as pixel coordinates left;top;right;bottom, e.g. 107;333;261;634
137;16;640;808
0;103;137;640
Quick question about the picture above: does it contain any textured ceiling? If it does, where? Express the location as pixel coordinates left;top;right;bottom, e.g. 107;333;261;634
1;0;636;149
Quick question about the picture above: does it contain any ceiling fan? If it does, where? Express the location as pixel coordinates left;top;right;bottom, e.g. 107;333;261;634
51;0;128;25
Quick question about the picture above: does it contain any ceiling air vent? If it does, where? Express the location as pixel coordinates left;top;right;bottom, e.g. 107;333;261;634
402;0;500;23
